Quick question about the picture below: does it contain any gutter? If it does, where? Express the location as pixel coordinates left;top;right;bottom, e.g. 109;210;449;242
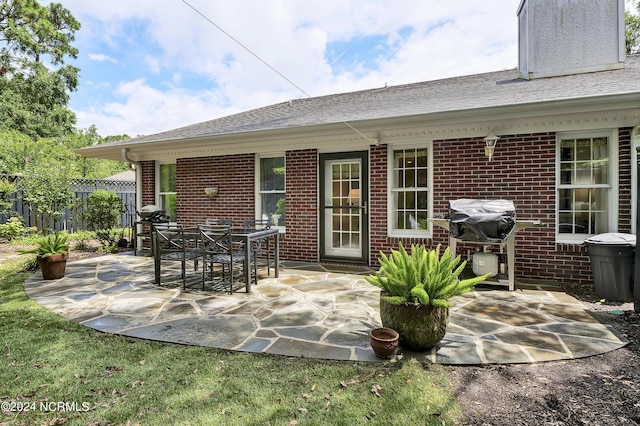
121;148;142;234
121;148;139;170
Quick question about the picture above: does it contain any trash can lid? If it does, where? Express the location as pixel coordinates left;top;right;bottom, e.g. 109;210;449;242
584;232;636;246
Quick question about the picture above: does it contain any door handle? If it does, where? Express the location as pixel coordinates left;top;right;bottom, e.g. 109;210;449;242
361;201;368;215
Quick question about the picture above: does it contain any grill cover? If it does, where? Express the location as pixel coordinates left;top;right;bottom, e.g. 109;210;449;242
449;199;516;242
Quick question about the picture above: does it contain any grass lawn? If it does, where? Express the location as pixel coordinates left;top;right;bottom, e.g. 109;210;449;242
0;255;462;425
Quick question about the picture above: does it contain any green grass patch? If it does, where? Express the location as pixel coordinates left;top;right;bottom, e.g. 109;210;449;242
0;257;462;425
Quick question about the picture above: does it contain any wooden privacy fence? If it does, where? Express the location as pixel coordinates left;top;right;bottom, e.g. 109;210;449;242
0;175;136;233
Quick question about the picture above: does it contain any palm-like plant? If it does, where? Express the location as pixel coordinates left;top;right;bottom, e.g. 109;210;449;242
365;243;490;308
20;233;70;257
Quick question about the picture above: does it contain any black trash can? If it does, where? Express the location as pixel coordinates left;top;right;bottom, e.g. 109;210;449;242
584;233;636;302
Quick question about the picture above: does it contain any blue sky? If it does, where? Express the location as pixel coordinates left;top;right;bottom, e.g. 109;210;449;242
51;0;521;137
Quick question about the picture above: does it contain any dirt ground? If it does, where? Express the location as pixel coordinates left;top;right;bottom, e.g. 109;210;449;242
450;281;640;426
4;242;640;425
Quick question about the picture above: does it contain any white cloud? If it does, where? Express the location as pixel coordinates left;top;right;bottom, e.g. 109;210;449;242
88;53;117;63
57;0;520;136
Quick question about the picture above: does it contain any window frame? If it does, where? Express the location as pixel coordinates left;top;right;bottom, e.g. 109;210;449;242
387;142;433;238
555;130;619;243
255;154;286;231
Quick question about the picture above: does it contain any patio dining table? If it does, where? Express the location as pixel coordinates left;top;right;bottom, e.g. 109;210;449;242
182;226;280;293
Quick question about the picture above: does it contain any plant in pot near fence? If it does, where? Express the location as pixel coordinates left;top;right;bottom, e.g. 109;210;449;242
21;233;70;280
365;243;491;352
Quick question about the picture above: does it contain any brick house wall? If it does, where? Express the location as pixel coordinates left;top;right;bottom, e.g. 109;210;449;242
368;129;632;285
139;128;632;285
281;149;319;262
140;161;155;207
176;155;255;227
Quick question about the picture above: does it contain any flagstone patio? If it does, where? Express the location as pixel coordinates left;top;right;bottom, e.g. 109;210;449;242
23;254;628;364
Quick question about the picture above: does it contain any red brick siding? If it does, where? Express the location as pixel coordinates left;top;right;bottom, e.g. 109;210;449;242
369;144;390;258
176;155;255;228
281;149;318;262
140;161;155;207
369;130;632;285
137;128;632;285
430;133;564;282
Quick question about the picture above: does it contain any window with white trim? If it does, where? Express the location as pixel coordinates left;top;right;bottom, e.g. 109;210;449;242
389;146;432;236
557;132;617;241
257;156;285;227
158;163;176;220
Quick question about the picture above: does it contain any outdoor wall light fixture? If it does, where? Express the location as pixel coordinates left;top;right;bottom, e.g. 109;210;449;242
204;187;219;198
484;134;500;161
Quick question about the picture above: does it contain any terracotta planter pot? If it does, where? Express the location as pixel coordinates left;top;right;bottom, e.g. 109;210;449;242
37;253;68;280
369;327;399;358
379;294;449;351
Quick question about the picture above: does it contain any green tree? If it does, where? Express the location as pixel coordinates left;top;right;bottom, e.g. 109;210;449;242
0;128;129;177
18;160;76;233
0;0;80;138
65;126;130;178
0;130;77;174
0;176;16;214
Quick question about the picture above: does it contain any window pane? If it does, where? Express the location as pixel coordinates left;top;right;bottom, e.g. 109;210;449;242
560;139;573;161
260;157;285;191
417;169;428;187
417;191;428;209
576;138;591;161
396;192;405;209
405;169;415;187
560;163;573;185
159;164;176;192
160;193;176;220
416;149;428;167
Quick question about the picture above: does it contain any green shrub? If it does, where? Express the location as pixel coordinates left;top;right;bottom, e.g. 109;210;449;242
81;190;125;249
0;217;27;241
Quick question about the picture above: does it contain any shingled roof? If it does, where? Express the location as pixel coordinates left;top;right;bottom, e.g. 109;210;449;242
91;54;640;149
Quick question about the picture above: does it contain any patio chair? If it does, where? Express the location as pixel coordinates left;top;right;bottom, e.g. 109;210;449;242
205;217;233;226
199;224;246;293
152;224;201;289
243;218;272;280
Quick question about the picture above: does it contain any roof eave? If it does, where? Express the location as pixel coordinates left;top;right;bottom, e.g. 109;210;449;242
75;92;640;162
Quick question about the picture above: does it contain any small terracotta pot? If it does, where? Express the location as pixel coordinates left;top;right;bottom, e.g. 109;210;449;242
369;327;400;359
37;253;68;280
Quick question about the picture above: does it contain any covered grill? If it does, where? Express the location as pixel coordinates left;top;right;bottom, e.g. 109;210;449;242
133;205;170;255
137;205;170;223
430;199;540;291
449;199;516;242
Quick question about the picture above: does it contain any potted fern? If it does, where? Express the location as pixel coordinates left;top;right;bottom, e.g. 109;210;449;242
365;243;490;351
21;233;70;279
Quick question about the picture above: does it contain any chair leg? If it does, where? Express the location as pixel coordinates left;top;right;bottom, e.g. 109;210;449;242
253;257;258;285
266;241;271;276
202;260;206;291
181;260;186;290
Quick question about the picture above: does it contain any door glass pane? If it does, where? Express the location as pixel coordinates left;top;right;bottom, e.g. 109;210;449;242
327;160;361;252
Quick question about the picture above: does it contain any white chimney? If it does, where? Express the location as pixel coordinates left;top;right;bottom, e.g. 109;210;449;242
518;0;625;80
